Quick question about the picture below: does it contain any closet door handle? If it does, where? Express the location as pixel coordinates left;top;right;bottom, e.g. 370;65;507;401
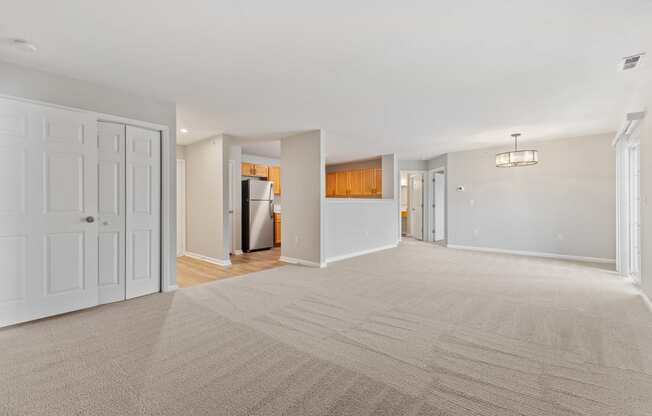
84;216;95;223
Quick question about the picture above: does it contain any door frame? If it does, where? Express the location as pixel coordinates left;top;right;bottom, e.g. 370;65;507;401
429;167;446;242
1;93;176;294
614;111;644;283
176;159;186;256
407;172;425;240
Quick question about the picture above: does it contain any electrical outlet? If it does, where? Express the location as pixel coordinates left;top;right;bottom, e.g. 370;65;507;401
473;228;480;237
557;233;565;241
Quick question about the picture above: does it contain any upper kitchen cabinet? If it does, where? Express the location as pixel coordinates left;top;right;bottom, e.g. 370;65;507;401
241;162;255;177
254;164;268;178
326;172;337;197
268;166;281;195
242;162;281;195
325;166;382;198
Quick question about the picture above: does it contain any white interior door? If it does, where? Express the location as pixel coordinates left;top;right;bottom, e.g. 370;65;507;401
98;122;126;304
409;174;423;240
434;172;445;241
125;125;161;299
0;97;99;327
176;159;186;256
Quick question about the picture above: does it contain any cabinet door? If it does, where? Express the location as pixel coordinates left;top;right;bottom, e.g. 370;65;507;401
335;171;349;196
269;166;281;194
241;162;253;176
374;169;383;196
362;168;375;196
349;169;363;196
326;172;337;197
274;214;281;244
254;164;269;178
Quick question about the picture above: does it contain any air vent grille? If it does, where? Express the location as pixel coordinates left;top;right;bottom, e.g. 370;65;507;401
622;53;644;70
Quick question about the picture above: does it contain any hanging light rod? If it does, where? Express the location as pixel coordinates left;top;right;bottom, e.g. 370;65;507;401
495;133;538;168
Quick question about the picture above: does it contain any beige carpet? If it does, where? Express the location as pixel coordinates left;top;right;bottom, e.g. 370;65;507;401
2;240;652;415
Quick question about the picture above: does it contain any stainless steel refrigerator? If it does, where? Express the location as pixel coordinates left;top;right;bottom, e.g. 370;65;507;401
242;179;274;252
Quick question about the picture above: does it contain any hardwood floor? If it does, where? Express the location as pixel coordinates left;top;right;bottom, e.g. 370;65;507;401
176;247;284;288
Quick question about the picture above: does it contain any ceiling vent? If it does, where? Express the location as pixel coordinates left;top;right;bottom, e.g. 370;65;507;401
622;53;644;70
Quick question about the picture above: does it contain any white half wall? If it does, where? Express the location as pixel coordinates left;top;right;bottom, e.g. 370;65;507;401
325;199;398;263
280;130;325;266
447;133;616;261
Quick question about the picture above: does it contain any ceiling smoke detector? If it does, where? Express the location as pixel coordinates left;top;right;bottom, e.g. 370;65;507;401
622;53;644;71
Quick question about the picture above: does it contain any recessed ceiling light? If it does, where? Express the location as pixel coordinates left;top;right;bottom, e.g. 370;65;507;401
180;128;188;134
8;38;37;52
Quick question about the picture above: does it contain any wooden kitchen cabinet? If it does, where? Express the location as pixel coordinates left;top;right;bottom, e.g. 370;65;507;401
326;172;336;196
241;162;255;176
348;169;363;196
374;169;382;196
253;164;268;178
268;166;281;195
326;168;382;198
335;171;349;196
274;213;281;245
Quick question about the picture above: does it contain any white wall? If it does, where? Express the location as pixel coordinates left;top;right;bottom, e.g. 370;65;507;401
280;130;325;266
447;133;616;261
185;136;229;263
0;60;178;287
325;200;398;262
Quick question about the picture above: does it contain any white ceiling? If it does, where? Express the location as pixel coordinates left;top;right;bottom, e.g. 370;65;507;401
2;0;651;163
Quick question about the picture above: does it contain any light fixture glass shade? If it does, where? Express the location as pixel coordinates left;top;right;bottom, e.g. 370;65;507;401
495;150;538;167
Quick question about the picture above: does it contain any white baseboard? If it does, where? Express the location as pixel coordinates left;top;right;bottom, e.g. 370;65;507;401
326;244;398;264
184;251;232;267
446;244;616;264
280;256;326;268
163;284;178;292
234;249;243;255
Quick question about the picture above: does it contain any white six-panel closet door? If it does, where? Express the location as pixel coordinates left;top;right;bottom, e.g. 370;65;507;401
125;125;161;299
97;122;126;304
0;97;99;327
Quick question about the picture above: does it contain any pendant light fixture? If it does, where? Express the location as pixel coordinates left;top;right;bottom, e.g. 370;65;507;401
495;133;538;168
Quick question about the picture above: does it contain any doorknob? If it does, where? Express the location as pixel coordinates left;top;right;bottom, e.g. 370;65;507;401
84;216;95;223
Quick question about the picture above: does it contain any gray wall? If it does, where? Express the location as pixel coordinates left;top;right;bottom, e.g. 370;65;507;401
447;133;616;260
281;130;325;265
641;95;652;298
428;154;447;170
399;159;427;171
0;60;178;287
241;154;280;165
185;136;228;261
228;140;242;254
